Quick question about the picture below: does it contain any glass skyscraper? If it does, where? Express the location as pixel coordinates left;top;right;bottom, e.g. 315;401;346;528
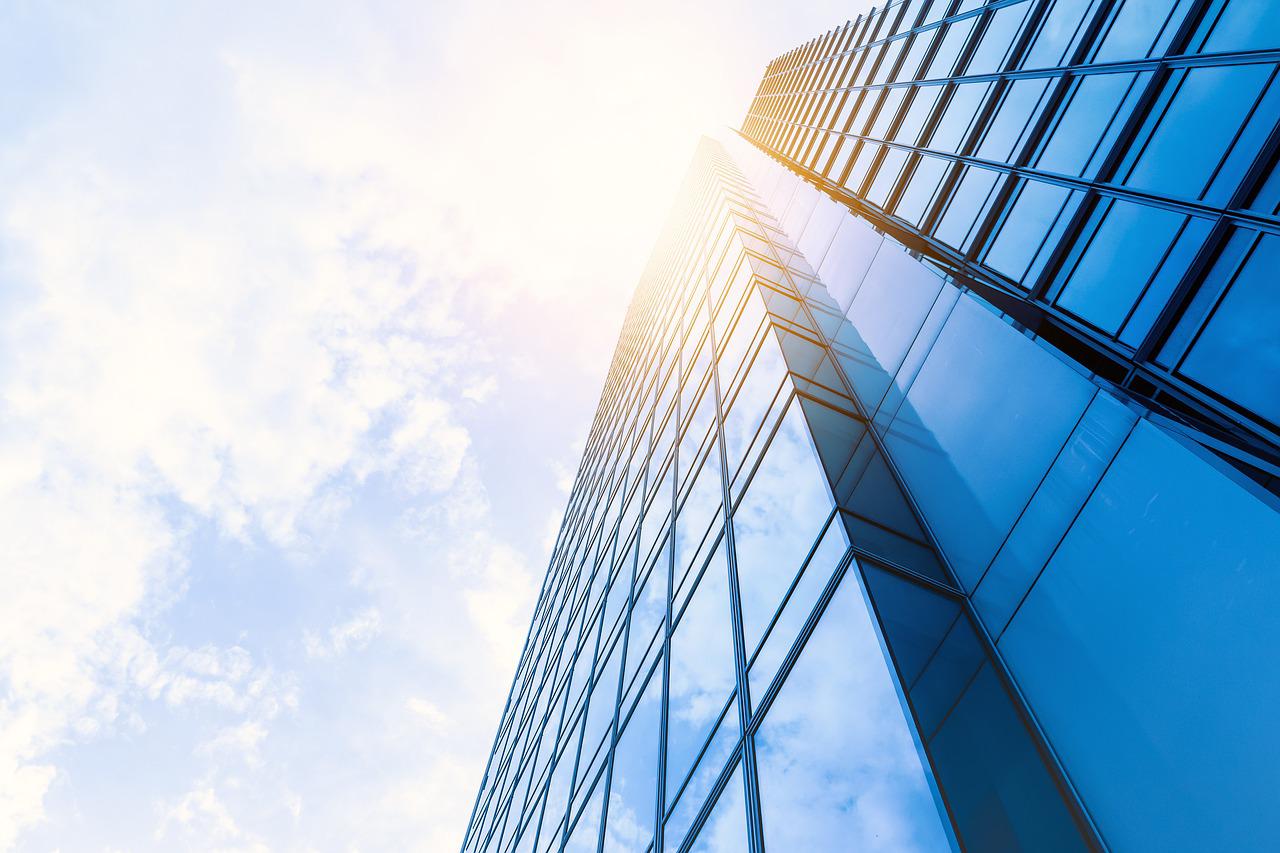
463;2;1280;851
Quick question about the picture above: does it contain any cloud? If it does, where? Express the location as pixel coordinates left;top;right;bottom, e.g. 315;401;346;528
303;608;383;660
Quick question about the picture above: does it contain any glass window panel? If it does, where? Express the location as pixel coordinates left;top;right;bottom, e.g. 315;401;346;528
976;77;1052;162
733;398;835;659
1180;232;1280;424
1123;64;1272;202
721;333;788;477
604;663;662;851
1054;199;1185;334
1000;421;1280;851
1021;0;1095;69
566;773;605;853
625;553;667;693
894;85;944;146
894;154;950;225
663;698;739;852
687;764;749;853
755;561;953;852
1093;0;1191;62
982;179;1079;285
818;215;884;313
1036;71;1140;178
925;17;977;79
665;540;736;806
934;166;1001;252
1201;0;1280;53
885;295;1095;590
928;81;990;154
966;2;1032;75
866;147;910;207
747;514;848;702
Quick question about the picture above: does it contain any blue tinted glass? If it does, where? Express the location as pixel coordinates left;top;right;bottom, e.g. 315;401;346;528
687;763;748;853
934;166;1000;251
1201;0;1280;53
1022;0;1094;68
1055;199;1186;334
972;392;1134;636
928;665;1090;852
1093;0;1190;61
666;541;735;805
1036;72;1137;177
755;561;954;851
674;449;721;607
926;17;977;78
818;217;884;313
1118;215;1213;347
976;76;1051;162
1124;64;1271;201
1000;421;1280;851
565;773;604;853
747;516;848;702
885;295;1095;589
843;243;945;405
1180;233;1280;424
983;179;1076;285
721;331;787;477
928;81;990;154
966;2;1031;75
605;664;661;850
663;699;739;852
733;399;835;657
894;154;949;225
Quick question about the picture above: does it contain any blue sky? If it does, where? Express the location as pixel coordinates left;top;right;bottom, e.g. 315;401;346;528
0;1;854;849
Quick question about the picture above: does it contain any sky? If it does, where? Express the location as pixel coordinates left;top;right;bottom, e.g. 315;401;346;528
0;1;854;849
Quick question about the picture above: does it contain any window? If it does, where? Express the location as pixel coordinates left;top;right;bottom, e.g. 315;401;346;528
754;561;953;851
1035;71;1146;178
1179;232;1280;424
1121;63;1276;203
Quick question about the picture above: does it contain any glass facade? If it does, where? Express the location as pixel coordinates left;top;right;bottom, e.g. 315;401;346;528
464;4;1280;850
741;0;1280;490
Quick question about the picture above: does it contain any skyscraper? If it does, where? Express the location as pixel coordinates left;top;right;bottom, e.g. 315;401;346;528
462;2;1280;851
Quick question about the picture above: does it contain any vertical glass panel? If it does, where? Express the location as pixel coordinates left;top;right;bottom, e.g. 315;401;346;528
665;541;736;806
663;699;740;852
1093;0;1190;62
818;216;884;313
604;663;662;851
934;166;1002;251
982;180;1078;286
966;1;1031;75
755;561;953;852
894;154;950;226
972;391;1134;636
747;514;848;705
733;398;835;658
675;449;722;605
721;333;788;478
976;76;1052;162
1201;0;1280;53
1000;421;1280;852
1021;0;1096;69
928;81;991;154
885;295;1095;589
565;773;605;853
1179;232;1280;424
1123;64;1272;202
1036;72;1139;178
1054;199;1186;334
687;764;749;853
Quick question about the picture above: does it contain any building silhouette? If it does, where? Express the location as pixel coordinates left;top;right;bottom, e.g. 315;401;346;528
463;2;1280;850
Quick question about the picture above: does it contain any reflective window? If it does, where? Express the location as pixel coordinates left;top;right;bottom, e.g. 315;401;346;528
604;663;662;850
885;296;1095;590
1123;64;1275;202
755;561;954;851
1199;0;1280;53
663;699;739;852
1000;422;1280;851
665;540;736;805
686;763;748;853
1179;232;1280;424
733;398;835;657
1092;0;1191;62
1036;71;1145;178
982;179;1082;285
1053;198;1188;334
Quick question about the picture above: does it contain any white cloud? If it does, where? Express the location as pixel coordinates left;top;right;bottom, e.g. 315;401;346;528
304;608;383;660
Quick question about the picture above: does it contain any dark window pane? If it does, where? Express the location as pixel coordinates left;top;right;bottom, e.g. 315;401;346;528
1200;0;1280;53
1036;71;1143;178
1180;233;1280;424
